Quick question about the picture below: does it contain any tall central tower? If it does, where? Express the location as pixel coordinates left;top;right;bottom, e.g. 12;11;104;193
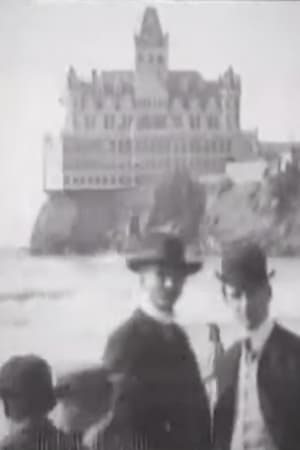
134;7;169;81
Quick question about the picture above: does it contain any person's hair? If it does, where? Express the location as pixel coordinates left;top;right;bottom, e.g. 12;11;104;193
2;391;55;422
208;323;221;342
221;279;272;301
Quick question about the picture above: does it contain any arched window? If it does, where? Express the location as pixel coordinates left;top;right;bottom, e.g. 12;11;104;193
157;54;164;65
207;116;219;130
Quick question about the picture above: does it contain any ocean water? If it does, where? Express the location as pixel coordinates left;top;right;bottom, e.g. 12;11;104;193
0;249;299;436
0;249;299;373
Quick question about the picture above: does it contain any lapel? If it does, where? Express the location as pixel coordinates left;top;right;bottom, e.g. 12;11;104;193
257;323;287;449
258;323;288;382
217;341;241;402
214;341;241;448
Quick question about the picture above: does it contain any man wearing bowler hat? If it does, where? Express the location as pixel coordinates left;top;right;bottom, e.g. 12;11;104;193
102;233;211;450
213;240;300;450
0;354;81;450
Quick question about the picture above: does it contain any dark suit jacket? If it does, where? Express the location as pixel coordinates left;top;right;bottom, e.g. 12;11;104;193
101;308;211;450
213;323;300;450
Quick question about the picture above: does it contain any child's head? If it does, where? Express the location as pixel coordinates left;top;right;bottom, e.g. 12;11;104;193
0;355;56;423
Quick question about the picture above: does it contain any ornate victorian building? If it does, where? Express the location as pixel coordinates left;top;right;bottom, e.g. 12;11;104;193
44;7;258;192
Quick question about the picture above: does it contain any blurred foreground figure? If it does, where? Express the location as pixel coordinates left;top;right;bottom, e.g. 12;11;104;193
102;234;211;450
55;365;117;449
0;354;79;450
213;240;300;450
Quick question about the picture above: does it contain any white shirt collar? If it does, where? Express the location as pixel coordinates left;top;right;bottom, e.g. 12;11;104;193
139;297;175;325
241;317;275;355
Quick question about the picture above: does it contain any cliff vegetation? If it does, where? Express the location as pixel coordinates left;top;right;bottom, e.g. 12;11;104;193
30;161;300;256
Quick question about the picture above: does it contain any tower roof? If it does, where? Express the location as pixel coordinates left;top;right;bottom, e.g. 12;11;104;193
136;7;165;46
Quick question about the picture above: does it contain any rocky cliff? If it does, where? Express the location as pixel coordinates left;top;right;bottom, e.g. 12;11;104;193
30;189;153;255
30;165;300;256
205;174;300;256
30;170;206;255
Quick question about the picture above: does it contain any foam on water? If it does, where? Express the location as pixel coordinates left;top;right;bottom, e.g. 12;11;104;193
0;250;299;373
0;250;299;437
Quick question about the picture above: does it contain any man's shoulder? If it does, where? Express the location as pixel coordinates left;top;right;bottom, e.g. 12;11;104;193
269;322;300;354
107;309;145;342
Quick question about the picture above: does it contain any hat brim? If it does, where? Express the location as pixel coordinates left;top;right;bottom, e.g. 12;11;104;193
215;269;276;286
127;257;202;275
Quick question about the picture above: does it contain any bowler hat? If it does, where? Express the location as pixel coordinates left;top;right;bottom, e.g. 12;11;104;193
216;240;275;290
126;233;202;275
0;354;56;415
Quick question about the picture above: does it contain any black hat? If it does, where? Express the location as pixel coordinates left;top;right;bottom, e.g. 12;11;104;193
0;354;56;415
216;240;275;290
126;234;202;275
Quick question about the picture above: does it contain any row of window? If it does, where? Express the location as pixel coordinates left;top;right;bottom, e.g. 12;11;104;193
64;154;228;171
72;114;222;131
65;168;220;188
73;114;133;131
65;162;133;170
137;53;165;65
64;139;231;155
135;140;230;153
73;93;237;115
136;99;166;108
64;157;225;172
137;115;167;129
73;97;168;111
64;174;160;188
64;175;133;187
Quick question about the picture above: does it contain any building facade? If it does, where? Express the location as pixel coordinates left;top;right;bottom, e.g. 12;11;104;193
45;7;258;192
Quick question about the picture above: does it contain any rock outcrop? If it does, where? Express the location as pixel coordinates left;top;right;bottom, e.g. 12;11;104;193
30;162;300;256
30;189;153;255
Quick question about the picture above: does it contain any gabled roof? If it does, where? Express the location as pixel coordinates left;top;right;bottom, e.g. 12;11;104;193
70;69;222;110
136;7;165;47
168;71;221;108
101;71;135;98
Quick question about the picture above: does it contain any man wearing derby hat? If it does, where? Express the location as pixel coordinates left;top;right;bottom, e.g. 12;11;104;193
0;354;81;450
102;234;211;450
213;240;300;450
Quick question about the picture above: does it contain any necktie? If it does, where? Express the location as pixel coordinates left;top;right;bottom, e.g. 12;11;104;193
244;337;257;362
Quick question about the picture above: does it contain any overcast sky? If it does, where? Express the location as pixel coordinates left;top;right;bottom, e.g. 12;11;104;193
0;0;300;247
